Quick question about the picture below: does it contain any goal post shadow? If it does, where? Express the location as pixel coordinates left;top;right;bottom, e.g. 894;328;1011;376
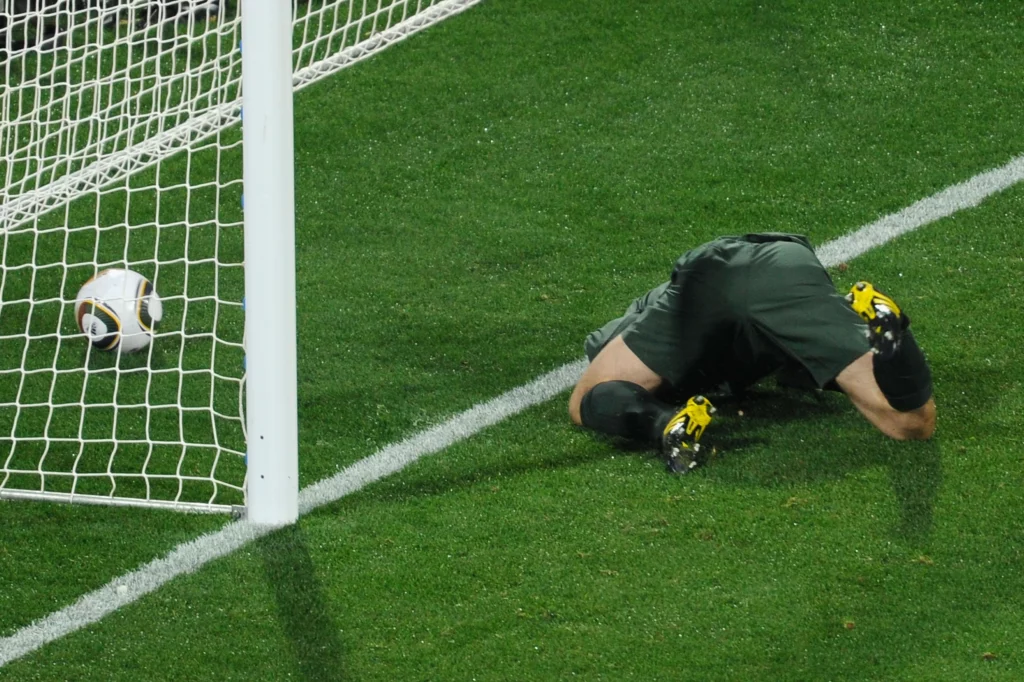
258;524;348;681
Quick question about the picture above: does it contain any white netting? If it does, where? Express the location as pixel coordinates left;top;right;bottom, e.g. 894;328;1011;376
0;0;480;512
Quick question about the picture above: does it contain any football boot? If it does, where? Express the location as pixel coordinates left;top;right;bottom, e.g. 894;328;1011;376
846;281;905;359
661;395;715;474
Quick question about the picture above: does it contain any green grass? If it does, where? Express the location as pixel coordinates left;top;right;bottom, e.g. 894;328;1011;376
3;0;1024;679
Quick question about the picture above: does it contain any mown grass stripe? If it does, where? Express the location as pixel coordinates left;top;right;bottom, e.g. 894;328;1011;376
2;153;1022;668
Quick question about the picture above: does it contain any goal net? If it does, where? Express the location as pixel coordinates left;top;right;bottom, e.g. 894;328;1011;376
0;0;480;515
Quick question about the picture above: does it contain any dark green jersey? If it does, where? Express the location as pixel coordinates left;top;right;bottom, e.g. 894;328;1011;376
584;233;870;398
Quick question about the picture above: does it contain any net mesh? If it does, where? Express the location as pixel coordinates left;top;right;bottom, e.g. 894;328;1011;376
1;0;479;512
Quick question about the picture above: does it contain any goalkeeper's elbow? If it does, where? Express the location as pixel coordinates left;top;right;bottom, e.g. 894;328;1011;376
885;399;936;441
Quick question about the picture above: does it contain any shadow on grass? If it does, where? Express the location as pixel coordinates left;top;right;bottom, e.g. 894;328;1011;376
886;437;941;543
705;386;942;544
260;525;347;682
368;437;624;504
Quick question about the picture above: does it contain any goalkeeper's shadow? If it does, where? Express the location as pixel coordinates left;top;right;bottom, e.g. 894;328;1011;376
357;439;624;506
704;388;942;545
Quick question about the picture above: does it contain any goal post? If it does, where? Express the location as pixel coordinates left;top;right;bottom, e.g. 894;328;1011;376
0;0;483;518
241;0;299;526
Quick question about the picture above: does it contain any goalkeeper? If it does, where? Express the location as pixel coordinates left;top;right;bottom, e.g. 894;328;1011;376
568;233;935;474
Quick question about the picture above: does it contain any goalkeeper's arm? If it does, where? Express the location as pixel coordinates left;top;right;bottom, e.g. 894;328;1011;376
835;351;935;441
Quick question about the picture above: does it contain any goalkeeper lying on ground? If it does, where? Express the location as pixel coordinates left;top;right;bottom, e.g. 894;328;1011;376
568;233;935;474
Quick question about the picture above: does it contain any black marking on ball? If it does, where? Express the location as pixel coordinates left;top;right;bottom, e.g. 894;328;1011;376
137;278;156;331
82;299;121;351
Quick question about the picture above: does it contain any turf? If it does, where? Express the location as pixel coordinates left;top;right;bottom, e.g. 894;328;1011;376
2;0;1024;679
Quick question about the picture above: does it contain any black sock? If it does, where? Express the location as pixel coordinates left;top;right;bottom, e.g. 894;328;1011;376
579;381;675;443
873;328;932;411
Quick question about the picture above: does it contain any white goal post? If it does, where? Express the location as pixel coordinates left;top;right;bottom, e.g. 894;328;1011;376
0;0;482;521
241;0;298;525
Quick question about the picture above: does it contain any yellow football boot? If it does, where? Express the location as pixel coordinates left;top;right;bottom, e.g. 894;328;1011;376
661;395;715;474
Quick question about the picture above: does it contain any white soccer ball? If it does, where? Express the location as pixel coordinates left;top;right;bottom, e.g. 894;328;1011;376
74;268;163;353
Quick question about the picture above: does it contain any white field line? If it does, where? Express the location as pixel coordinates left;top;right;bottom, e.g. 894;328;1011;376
2;153;1023;667
815;154;1024;267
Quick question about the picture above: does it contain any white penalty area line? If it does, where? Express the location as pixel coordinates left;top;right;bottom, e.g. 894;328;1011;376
2;153;1023;668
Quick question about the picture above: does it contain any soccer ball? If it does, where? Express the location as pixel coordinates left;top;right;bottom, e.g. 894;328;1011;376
74;268;163;353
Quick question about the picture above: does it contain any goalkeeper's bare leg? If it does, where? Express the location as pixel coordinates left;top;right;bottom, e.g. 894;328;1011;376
569;336;714;473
